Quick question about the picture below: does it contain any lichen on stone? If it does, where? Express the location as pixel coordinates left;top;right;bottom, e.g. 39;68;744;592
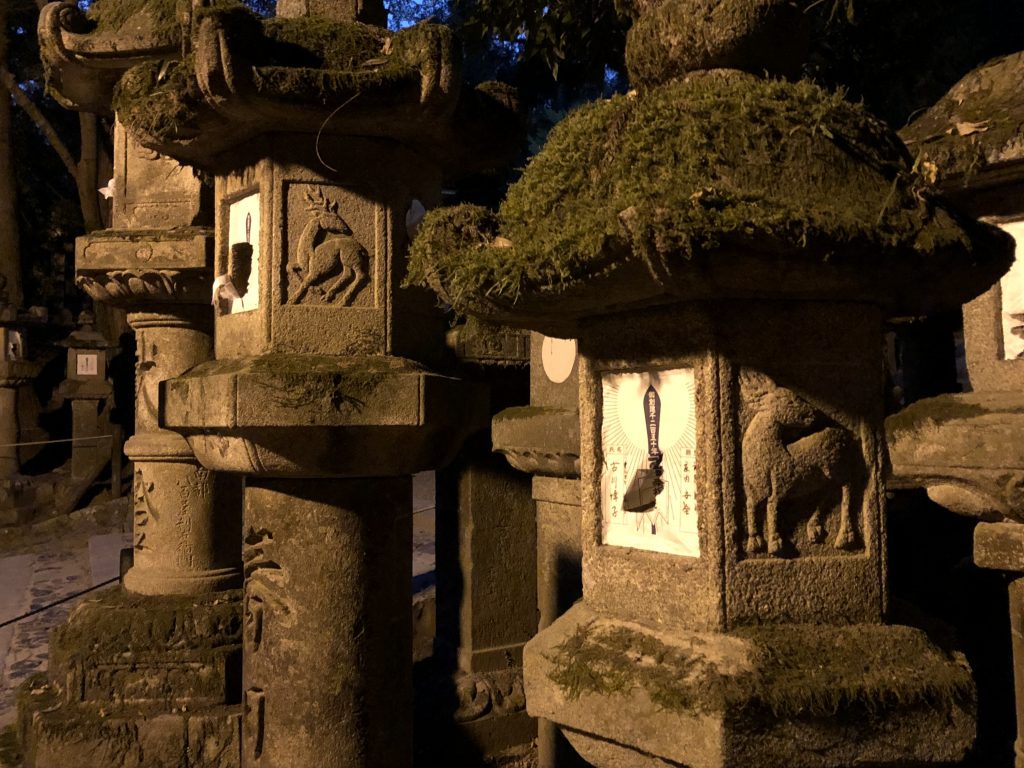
900;51;1024;181
408;70;991;317
546;620;973;720
86;0;180;38
546;621;754;714
734;623;974;718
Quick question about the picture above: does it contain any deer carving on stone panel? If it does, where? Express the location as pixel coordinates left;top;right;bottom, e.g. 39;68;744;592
289;187;368;305
740;371;861;557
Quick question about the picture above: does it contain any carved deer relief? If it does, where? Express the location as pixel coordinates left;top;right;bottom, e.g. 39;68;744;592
288;187;369;306
739;371;862;557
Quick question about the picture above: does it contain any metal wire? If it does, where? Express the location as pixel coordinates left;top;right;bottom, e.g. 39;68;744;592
0;577;119;630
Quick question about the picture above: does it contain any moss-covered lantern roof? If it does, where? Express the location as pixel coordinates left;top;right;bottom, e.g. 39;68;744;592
407;70;1013;337
40;0;522;176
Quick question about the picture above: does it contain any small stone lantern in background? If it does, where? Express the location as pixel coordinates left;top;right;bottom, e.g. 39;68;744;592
408;0;1014;765
56;310;117;482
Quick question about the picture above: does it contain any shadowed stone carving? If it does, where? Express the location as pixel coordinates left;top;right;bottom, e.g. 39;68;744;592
289;187;370;306
740;372;862;557
453;669;527;723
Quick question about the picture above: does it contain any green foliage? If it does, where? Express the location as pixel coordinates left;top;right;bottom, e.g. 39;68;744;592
454;0;629;82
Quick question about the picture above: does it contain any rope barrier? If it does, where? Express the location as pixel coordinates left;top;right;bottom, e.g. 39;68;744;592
0;434;114;450
0;577;119;630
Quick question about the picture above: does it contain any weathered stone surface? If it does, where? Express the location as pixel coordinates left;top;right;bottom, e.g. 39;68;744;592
48;587;242;711
974;521;1024;572
436;450;536;673
526;603;975;768
625;0;809;87
901;51;1024;185
568;302;888;633
164;354;486;476
886;391;1024;521
963;269;1024;392
37;0;181;114
19;672;241;768
492;407;580;477
241;478;412;768
76;229;212;307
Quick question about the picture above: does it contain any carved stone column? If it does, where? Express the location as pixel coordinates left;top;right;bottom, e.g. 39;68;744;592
242;478;412;767
430;320;536;761
123;309;241;595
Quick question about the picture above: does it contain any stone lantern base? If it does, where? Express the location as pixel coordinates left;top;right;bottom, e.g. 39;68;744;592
18;588;243;768
525;603;975;768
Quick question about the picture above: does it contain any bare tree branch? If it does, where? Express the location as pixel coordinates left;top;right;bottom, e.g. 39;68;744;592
0;63;78;179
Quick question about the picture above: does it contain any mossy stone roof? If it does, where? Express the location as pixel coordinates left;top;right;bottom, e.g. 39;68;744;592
407;71;1012;333
900;51;1024;182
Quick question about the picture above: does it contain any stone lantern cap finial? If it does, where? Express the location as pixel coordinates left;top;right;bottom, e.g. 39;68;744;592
407;72;1013;338
623;0;810;88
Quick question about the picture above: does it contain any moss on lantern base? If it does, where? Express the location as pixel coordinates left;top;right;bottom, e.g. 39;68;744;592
406;70;1008;318
544;618;972;720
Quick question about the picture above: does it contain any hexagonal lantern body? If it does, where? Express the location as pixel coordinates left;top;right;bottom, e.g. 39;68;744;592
210;136;447;365
577;301;886;634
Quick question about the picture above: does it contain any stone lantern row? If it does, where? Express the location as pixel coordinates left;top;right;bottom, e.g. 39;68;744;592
27;1;1023;768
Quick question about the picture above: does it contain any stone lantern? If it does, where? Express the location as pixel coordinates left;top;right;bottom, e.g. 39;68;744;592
77;1;522;766
56;311;118;481
0;321;37;479
407;0;1014;764
887;49;1024;768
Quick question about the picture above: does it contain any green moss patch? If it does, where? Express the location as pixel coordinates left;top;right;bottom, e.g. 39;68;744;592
114;55;204;143
0;726;21;768
49;587;241;662
735;623;973;718
546;620;972;720
407;71;1002;315
547;621;755;714
885;395;992;436
114;10;454;142
86;0;179;38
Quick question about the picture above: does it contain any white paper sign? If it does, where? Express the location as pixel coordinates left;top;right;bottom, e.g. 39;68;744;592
601;368;699;557
999;220;1024;360
77;353;99;376
226;193;260;314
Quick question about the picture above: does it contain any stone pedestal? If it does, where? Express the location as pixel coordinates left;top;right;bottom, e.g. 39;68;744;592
19;588;243;768
0;382;20;476
242;478;411;767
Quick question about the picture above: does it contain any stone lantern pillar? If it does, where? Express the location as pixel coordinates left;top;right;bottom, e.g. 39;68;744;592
76;122;241;596
407;1;1015;764
492;332;584;767
87;2;523;766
